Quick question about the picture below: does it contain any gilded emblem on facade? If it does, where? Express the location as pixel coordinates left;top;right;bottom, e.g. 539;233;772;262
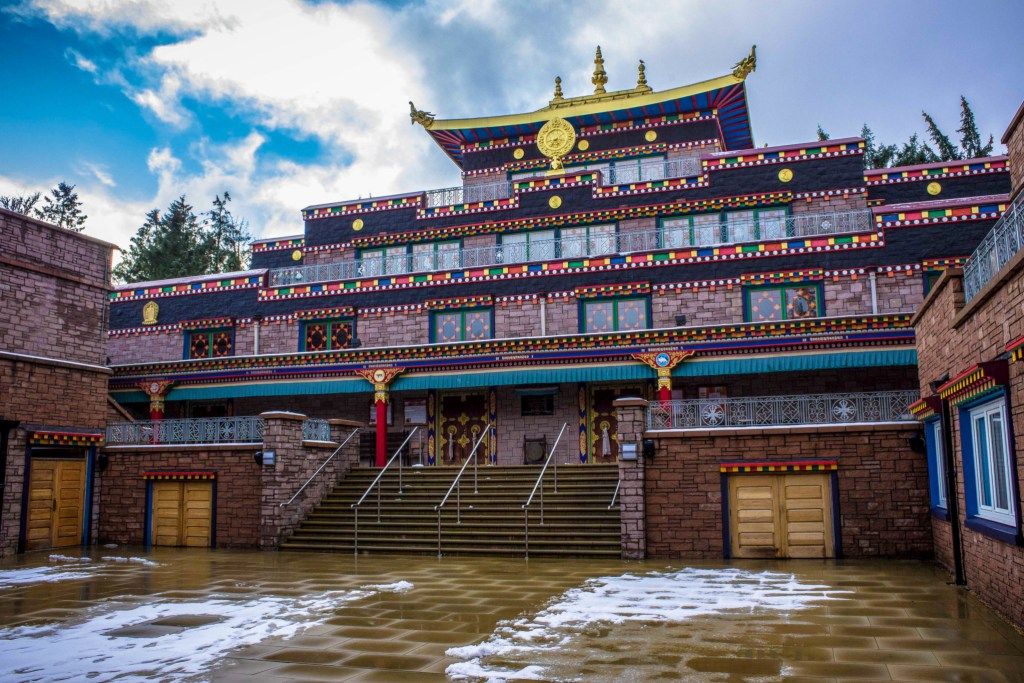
645;130;657;142
142;300;159;325
536;117;576;170
778;168;794;183
927;181;942;196
291;249;303;261
352;218;364;231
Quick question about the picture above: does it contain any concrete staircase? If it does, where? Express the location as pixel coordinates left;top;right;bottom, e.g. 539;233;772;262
280;464;622;557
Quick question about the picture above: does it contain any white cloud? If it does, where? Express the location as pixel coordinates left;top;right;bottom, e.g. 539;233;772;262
64;47;97;73
81;162;116;187
130;74;188;127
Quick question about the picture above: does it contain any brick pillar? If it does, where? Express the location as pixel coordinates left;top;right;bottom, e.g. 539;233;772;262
258;411;307;549
614;397;648;560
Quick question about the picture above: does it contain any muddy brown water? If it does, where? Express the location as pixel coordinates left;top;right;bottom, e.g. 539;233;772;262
0;548;1022;682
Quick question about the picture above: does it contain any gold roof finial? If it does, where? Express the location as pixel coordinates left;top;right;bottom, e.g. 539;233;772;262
731;45;757;80
551;75;564;103
635;59;651;92
591;45;608;94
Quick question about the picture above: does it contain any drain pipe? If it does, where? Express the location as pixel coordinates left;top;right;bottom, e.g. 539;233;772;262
869;272;879;314
932;376;966;586
539;296;547;336
252;315;263;355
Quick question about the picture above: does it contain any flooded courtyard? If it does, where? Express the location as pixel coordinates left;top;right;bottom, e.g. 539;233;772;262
0;549;1022;682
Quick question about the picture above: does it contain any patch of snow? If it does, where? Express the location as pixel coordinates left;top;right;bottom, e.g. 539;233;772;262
446;567;842;682
364;580;413;592
103;544;118;549
0;589;373;682
101;556;160;567
0;566;95;589
47;555;91;563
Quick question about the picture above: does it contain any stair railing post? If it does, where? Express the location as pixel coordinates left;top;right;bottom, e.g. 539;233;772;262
350;426;419;548
524;507;529;559
353;507;359;555
436;508;442;558
432;429;489;558
521;422;568;554
456;479;461;524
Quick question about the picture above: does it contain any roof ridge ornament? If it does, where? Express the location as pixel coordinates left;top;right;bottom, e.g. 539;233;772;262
409;101;435;128
635;59;651;93
592;45;608;94
550;76;564;104
732;45;757;80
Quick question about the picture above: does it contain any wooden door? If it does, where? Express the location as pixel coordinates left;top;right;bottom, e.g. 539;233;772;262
26;458;86;550
151;481;212;547
728;473;833;559
438;393;488;465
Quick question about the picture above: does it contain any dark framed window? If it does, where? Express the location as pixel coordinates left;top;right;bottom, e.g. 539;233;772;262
924;418;948;512
186;328;233;359
301;319;354;351
743;282;824;323
923;270;942;296
431;308;493;343
521;394;555;416
581;297;650;333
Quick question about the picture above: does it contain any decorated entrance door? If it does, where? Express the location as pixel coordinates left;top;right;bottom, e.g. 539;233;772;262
588;385;644;463
151;480;213;547
26;457;86;550
438;393;488;465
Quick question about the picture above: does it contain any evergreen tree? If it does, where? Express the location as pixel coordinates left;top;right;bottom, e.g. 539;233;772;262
893;134;939;167
206;191;252;272
957;95;994;158
922;112;960;161
816;125;830;141
0;192;41;215
113;196;213;283
37;182;87;231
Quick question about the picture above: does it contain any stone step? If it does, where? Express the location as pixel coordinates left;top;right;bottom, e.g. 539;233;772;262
279;542;623;557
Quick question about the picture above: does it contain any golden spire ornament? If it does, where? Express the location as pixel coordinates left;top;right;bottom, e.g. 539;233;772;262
591;45;608;94
551;75;564;103
635;59;651;92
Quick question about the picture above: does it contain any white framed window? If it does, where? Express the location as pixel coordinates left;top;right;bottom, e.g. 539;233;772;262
560;224;616;258
501;230;555;263
412;240;461;272
929;420;948;509
361;246;408;276
968;399;1015;527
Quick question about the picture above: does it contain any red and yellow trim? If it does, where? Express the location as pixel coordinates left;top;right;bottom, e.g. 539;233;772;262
30;430;104;447
142;471;216;480
936;361;1008;406
720;460;838;473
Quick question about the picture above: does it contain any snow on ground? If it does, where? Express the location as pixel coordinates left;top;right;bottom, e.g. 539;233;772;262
101;556;160;567
446;567;843;682
0;578;414;682
0;556;159;589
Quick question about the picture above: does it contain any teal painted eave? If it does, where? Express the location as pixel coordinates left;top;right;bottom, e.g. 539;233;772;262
109;349;917;403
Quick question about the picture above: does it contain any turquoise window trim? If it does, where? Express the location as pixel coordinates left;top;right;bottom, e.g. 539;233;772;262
299;318;355;352
429;306;494;344
579;296;651;333
184;327;234;360
742;281;825;323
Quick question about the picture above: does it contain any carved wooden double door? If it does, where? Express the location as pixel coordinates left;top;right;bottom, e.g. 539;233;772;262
438;393;489;465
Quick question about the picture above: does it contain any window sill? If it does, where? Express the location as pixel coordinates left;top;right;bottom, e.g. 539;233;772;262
930;506;950;522
964;515;1021;545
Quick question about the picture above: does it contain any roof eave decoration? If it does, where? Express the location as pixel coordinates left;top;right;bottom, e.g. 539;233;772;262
411;46;757;166
936;360;1009;406
909;395;941;421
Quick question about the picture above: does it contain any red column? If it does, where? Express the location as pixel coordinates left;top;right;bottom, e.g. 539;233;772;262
374;397;388;467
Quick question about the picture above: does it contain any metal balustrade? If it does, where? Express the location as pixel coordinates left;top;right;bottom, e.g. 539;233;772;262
647;391;918;430
106;416;267;445
302;418;331;442
964;197;1023;301
269;208;873;287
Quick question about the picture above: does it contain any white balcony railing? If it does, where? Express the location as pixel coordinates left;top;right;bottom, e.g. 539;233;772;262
963;196;1023;301
106;416;333;445
646;391;918;430
270;208;872;287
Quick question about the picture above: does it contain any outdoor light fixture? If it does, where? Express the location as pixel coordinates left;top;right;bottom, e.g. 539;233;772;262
255;450;276;466
96;453;110;473
642;439;656;460
907;435;926;454
620;443;638;461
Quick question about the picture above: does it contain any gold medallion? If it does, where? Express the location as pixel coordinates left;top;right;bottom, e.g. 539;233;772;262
291;249;303;261
577;139;590;151
644;130;657;142
513;148;525;159
142;300;159;325
548;195;562;209
536;117;576;170
778;168;794;183
352;218;364;231
927;181;942;196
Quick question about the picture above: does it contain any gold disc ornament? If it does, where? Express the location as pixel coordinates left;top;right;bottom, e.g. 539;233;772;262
536;117;577;170
513;148;525;159
352;218;364;231
927;181;942;196
777;168;794;183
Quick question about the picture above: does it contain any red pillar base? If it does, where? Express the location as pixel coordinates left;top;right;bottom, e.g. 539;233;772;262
374;399;388;467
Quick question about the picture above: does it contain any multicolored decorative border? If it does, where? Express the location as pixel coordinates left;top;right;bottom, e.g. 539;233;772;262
423;294;493;310
719;460;838;473
29;430;104;447
936;360;1008;406
1006;336;1024;363
574;282;651;299
260;230;879;301
180;317;234;331
740;269;824;285
864;157;1009;185
295;306;355;320
875;200;1006;228
142;471;216;480
702;140;863;170
909;396;941;421
252;236;304;253
303;195;422;221
922;256;967;270
111;275;263;302
109;313;913;381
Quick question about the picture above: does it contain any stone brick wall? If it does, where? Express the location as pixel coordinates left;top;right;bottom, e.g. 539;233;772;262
495;299;542;338
545;299;578;335
642;423;930;559
1003;102;1024;198
790;192;869;214
305;245;356;266
912;263;1024;629
614;398;646;559
652;287;739;328
874;272;924;313
494;385;581;466
98;446;262;548
108;331;184;365
358;310;422;347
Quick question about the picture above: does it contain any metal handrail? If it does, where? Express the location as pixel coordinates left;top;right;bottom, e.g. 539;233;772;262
351;427;418;555
608;480;621;510
433;430;490;557
280;428;359;507
521;422;568;559
267;208;872;287
105;416;265;445
963;196;1023;301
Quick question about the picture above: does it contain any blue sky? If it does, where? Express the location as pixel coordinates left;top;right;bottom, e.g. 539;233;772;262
1;0;1022;250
